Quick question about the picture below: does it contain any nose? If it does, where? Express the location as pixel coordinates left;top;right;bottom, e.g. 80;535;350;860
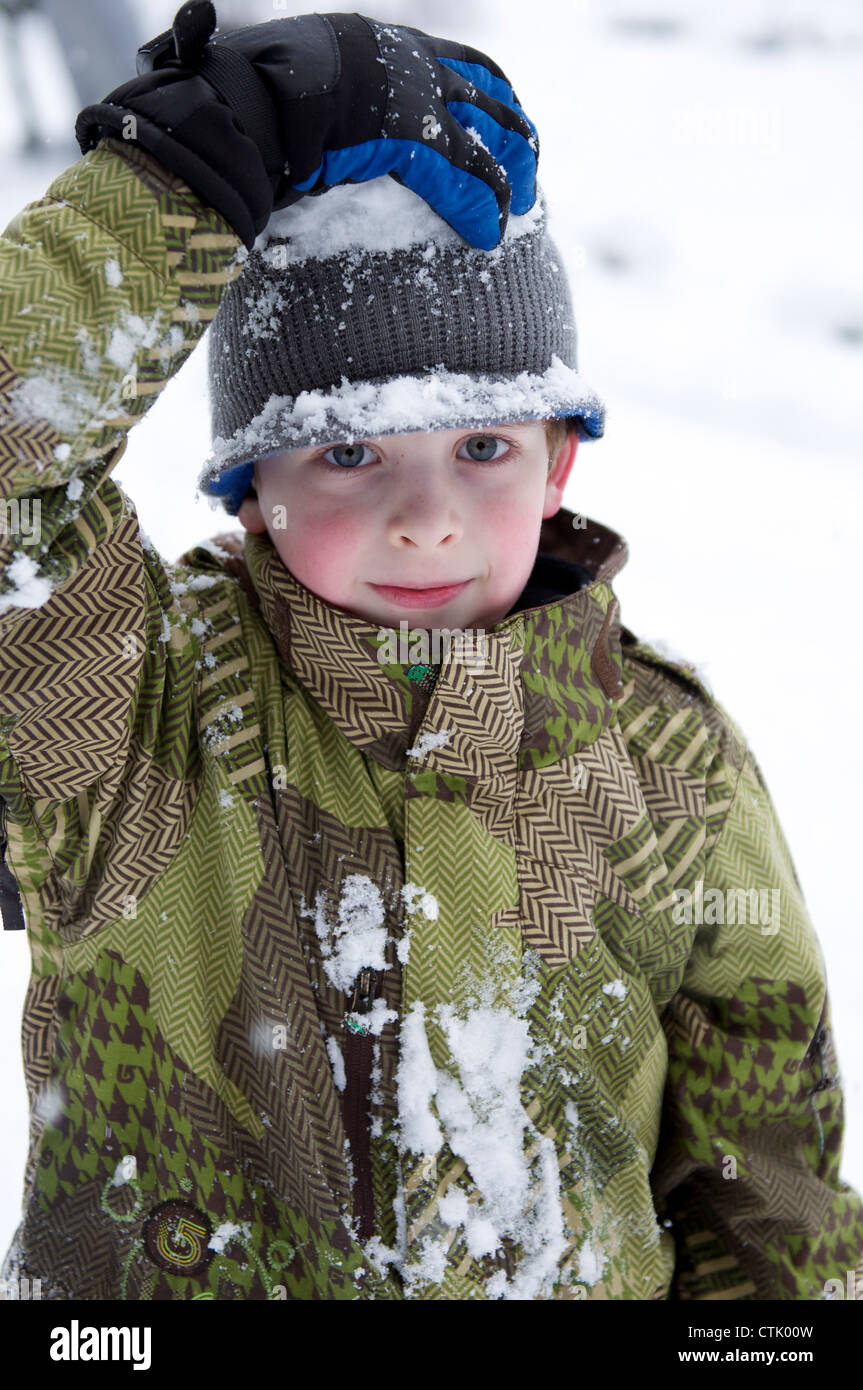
385;470;464;550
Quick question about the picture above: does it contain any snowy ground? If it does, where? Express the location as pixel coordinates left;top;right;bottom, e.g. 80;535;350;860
1;0;861;1267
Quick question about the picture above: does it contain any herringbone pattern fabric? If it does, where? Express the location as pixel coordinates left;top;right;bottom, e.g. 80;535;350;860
1;142;860;1300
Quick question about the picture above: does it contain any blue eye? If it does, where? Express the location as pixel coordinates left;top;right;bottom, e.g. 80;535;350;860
321;442;377;469
458;435;510;462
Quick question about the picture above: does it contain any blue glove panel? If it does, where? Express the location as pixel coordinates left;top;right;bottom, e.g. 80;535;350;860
435;55;535;129
294;138;506;250
444;101;536;217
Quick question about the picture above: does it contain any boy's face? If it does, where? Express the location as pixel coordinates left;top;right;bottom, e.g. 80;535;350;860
236;421;577;631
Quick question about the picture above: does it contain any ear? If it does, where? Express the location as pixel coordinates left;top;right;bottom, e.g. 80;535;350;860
236;490;268;534
542;430;578;519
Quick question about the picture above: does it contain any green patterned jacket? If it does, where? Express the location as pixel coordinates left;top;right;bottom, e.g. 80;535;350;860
0;140;861;1300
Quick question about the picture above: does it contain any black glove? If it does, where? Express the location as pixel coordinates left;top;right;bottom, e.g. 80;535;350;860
75;2;539;251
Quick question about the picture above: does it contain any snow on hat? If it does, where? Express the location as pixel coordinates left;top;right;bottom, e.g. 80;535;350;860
199;178;605;516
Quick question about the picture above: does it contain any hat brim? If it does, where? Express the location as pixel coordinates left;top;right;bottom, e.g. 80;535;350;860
199;359;605;515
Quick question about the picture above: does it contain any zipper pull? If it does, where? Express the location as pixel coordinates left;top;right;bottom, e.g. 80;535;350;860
345;969;376;1036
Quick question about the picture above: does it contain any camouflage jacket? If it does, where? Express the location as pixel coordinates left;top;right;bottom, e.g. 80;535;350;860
0;140;861;1300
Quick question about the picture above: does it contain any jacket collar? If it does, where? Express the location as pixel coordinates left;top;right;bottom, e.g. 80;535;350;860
238;508;629;772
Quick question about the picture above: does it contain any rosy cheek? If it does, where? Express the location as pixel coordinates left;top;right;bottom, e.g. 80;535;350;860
303;506;363;555
281;505;364;589
488;503;538;557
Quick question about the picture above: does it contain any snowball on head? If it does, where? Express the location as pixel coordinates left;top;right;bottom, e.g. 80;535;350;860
252;174;547;265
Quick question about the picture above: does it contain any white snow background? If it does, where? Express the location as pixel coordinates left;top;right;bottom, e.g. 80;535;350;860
0;0;861;1267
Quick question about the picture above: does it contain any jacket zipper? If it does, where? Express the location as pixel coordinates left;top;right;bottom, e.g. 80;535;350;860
405;676;437;750
343;967;376;1239
345;673;435;1232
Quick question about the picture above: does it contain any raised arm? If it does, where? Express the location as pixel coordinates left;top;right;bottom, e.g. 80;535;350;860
0;137;244;952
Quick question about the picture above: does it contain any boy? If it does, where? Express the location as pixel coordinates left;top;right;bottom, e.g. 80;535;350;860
0;3;860;1301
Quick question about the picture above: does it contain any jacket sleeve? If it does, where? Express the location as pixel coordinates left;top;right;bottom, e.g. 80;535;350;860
0;137;243;969
650;744;863;1301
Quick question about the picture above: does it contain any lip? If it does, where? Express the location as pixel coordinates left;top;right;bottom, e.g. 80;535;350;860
368;580;472;609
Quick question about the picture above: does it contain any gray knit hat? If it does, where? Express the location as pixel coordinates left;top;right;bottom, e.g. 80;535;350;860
199;178;605;515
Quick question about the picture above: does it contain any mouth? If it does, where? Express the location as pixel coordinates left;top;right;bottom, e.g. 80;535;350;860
368;580;472;609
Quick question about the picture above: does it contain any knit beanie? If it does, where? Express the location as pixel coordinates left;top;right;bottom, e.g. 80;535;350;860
198;178;605;516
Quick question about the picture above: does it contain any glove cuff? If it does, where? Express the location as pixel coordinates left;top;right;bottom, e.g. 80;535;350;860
75;102;267;249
